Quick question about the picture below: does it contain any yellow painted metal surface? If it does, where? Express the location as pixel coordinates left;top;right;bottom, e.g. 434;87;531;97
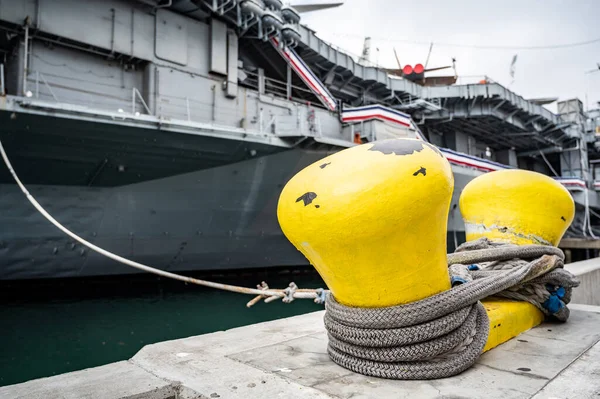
460;169;573;352
278;144;561;355
277;138;454;308
482;299;544;352
459;169;575;246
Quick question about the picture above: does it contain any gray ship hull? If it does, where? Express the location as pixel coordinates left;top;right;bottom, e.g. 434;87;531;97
0;149;328;280
0;106;476;281
1;145;474;281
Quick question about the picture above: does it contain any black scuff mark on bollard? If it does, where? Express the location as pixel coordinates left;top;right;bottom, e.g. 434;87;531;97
561;216;566;221
315;205;320;208
517;367;531;372
413;167;426;176
320;162;331;169
296;192;317;206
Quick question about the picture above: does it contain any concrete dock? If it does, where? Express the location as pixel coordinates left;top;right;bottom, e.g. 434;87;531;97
1;304;599;399
565;258;600;306
2;259;600;399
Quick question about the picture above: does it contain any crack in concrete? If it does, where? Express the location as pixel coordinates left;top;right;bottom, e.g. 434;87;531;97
306;334;327;341
308;373;356;389
520;333;599;344
502;349;560;358
531;336;600;397
478;363;550;381
126;358;187;397
280;342;328;357
225;332;324;361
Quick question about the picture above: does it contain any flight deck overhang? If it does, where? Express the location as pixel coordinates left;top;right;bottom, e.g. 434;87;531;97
290;25;581;154
293;24;423;105
422;83;563;126
415;83;577;153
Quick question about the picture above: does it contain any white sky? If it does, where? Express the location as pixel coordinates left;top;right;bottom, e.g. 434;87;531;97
299;0;600;114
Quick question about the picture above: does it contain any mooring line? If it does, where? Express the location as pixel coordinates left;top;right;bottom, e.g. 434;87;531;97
0;139;327;307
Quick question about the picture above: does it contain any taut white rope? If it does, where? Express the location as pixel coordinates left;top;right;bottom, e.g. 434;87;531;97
0;139;326;307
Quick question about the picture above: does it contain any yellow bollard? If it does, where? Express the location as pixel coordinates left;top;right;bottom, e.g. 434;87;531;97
460;169;575;246
459;169;575;351
277;138;454;308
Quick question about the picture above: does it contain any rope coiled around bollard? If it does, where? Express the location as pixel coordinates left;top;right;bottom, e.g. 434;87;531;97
324;239;580;380
451;238;579;321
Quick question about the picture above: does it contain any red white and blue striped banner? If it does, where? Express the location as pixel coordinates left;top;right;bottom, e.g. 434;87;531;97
271;38;338;111
438;148;509;173
436;150;588;192
340;105;414;129
338;102;508;174
341;102;586;189
554;178;587;190
413;130;509;173
414;129;427;141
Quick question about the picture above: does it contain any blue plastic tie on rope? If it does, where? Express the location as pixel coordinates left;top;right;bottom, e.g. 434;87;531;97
467;264;480;271
543;294;564;314
451;276;468;286
314;288;328;304
540;283;567;315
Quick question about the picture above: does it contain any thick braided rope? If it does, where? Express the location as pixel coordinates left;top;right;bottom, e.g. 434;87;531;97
324;242;571;380
453;238;580;321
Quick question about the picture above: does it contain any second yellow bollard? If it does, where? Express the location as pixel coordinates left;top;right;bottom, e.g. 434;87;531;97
458;169;575;351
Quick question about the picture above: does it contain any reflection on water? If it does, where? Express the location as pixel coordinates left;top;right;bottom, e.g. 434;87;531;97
0;267;325;387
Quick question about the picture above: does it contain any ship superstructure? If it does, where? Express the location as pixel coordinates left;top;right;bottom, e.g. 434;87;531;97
0;0;598;279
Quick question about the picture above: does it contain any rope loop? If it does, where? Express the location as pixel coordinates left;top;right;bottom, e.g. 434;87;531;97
314;288;328;304
323;238;580;380
282;282;298;303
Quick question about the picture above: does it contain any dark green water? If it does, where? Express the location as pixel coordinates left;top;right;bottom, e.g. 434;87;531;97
0;267;325;387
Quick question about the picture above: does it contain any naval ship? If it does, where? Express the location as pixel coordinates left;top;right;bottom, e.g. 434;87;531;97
0;0;599;280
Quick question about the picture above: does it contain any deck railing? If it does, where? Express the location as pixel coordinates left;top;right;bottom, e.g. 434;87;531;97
0;63;5;96
33;71;59;101
241;69;323;107
13;68;333;143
